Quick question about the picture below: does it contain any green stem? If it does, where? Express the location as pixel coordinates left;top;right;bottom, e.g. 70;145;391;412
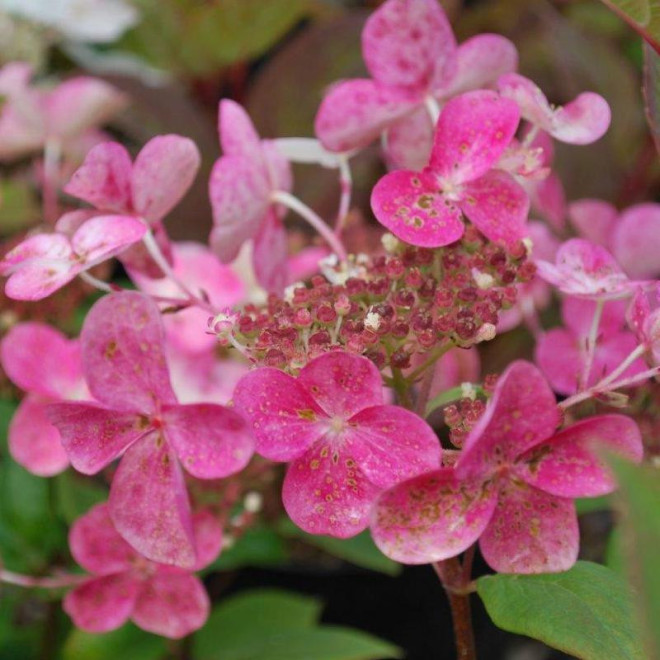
408;342;454;382
425;384;484;418
390;367;413;409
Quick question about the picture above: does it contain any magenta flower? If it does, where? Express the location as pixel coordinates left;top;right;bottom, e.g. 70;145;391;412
47;291;254;568
209;100;293;294
314;0;517;169
371;361;643;573
0;322;90;475
535;297;645;395
371;90;529;249
233;351;441;538
0;214;147;300
64;503;220;638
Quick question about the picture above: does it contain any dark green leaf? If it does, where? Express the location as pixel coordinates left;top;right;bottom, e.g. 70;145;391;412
62;623;167;660
207;525;289;572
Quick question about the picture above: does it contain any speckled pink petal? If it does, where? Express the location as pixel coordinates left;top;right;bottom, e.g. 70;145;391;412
568;198;617;246
498;73;610;145
63;141;132;212
209;155;271;263
347;405;440;488
0;322;82;398
384;109;434;171
0;233;71;275
611;203;660;279
109;434;196;568
131;135;201;223
132;568;209;639
233;368;325;461
163;403;253;479
371;169;464;247
516;415;642;499
69;502;136;574
298;352;384;418
262;139;293;197
314;79;419;153
81;291;176;412
253;212;289;295
362;0;456;91
460;170;529;248
530;173;566;232
218;99;262;158
46;402;142;474
457;361;560;480
370;468;497;564
191;510;223;570
71;215;147;264
534;328;582;396
282;441;382;538
4;257;77;301
479;481;578;574
55;209;100;236
64;573;139;633
437;34;518;98
9;396;69;476
430;91;520;183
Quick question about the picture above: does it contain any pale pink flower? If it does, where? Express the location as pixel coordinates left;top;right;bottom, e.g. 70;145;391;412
371;361;642;573
64;504;219;638
371;90;529;250
233;351;441;538
47;292;254;568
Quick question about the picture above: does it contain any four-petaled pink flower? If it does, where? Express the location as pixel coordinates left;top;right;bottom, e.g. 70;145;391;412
314;0;517;170
0;214;147;300
47;291;254;568
234;351;441;538
371;361;643;573
209;100;293;294
65;503;220;638
371;90;529;250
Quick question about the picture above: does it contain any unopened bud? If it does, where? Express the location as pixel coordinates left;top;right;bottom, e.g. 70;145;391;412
244;491;263;513
475;323;497;343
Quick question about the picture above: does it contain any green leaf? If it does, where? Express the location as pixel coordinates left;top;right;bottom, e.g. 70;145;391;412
598;0;660;51
575;494;610;515
54;472;107;524
609;457;660;659
0;181;39;237
207;525;289;572
477;561;645;660
194;589;402;660
62;623;167;660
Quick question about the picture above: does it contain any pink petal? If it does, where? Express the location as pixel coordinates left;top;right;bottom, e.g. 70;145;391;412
534;328;582;396
530;172;566;232
437;34;518;98
55;209;100;236
370;468;498;564
384;109;434;171
4;259;78;301
9;396;70;476
63;141;133;212
69;502;136;574
81;291;176;412
515;415;643;498
362;0;456;91
457;361;560;480
45;77;126;140
191;510;223;570
0;322;82;397
163;403;253;479
131;135;201;223
218;99;262;158
561;296;627;339
479;482;578;573
0;233;71;275
262;140;294;196
430;91;520;183
71;215;147;265
426;347;480;400
370;169;464;247
109;434;196;568
252;212;289;295
568;198;617;246
282;441;382;538
298;352;384;419
611;203;660;279
233;368;326;462
347;405;441;488
209;155;270;263
46;402;142;474
119;219;173;279
64;573;139;633
132;569;209;639
460;170;529;248
314;79;419;152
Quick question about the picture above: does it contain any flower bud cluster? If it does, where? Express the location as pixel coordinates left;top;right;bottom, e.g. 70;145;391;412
443;397;488;448
226;228;534;373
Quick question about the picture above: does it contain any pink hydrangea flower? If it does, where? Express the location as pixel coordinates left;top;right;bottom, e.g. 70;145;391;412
314;0;517;170
371;361;643;573
371;90;529;250
0;62;126;162
0;322;90;475
209;100;293;294
233;351;441;538
535;297;645;395
47;291;254;568
64;135;201;277
627;286;660;364
0;214;147;300
498;73;611;145
64;503;220;638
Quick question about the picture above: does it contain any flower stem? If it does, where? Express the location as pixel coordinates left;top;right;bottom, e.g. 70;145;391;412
424;96;441;125
78;270;116;293
335;155;353;236
579;299;604;391
0;569;85;589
